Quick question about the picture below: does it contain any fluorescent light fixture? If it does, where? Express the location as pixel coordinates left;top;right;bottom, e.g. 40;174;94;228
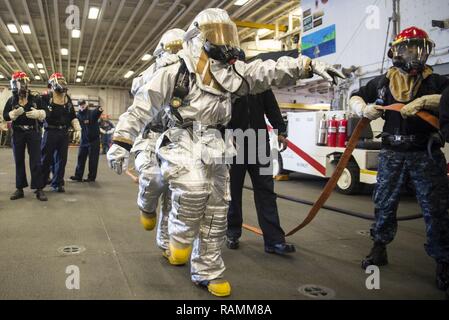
6;45;16;52
7;24;18;34
61;48;69;55
0;74;4;79
124;71;134;79
77;71;83;76
88;7;100;19
21;25;31;34
37;63;44;69
39;69;45;74
72;29;81;38
76;78;82;83
78;66;85;71
28;63;35;69
142;54;152;61
35;75;41;80
234;0;251;6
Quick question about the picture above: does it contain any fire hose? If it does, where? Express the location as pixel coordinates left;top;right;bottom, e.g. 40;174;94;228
243;104;440;237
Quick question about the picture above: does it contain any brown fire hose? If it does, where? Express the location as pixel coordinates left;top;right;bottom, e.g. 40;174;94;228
243;104;440;237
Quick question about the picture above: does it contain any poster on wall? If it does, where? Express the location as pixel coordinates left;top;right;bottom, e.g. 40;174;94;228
301;24;336;58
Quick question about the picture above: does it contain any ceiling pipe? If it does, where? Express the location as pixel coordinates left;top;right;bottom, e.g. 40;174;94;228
104;0;183;85
73;0;90;83
90;0;150;84
86;0;126;83
79;0;108;82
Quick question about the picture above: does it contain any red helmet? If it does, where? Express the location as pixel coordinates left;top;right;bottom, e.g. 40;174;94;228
388;27;435;74
10;71;30;96
48;72;68;93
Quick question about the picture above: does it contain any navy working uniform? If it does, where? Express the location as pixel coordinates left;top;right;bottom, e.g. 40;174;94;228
41;94;77;191
441;87;449;143
227;89;295;255
350;26;449;293
352;68;449;260
99;118;115;154
3;93;47;200
72;104;103;182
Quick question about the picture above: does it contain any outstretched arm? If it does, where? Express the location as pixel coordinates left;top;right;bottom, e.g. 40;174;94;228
238;56;344;96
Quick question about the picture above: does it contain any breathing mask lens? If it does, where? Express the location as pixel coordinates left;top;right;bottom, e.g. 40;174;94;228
393;39;433;72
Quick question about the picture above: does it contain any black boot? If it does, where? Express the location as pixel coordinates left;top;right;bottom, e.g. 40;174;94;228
265;242;296;255
10;189;24;200
361;243;388;269
52;186;65;193
436;262;449;291
36;189;48;202
226;238;240;250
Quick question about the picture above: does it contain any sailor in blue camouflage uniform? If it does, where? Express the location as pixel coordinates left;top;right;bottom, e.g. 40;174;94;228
350;27;449;292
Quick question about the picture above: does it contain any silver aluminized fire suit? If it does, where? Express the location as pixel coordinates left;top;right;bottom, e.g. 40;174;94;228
109;8;343;286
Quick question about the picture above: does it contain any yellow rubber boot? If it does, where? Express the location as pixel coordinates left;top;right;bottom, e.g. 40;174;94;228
167;240;192;266
201;279;232;297
140;211;156;231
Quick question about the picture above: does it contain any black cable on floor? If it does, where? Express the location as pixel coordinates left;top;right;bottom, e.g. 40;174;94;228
243;186;423;222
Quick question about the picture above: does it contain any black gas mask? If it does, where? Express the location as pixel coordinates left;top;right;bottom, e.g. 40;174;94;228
10;72;30;98
204;41;240;65
48;73;68;94
391;39;433;75
200;21;241;65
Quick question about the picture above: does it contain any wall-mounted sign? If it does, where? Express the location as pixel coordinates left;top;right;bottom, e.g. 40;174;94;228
303;16;313;32
313;18;323;28
301;24;336;58
303;8;312;18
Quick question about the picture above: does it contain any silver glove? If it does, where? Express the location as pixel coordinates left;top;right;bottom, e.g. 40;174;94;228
8;107;25;121
26;108;46;121
311;60;346;85
107;144;130;175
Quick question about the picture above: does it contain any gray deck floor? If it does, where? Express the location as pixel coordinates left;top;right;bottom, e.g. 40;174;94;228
0;147;445;300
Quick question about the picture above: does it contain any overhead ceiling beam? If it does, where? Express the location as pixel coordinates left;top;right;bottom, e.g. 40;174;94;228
4;0;42;80
0;37;22;74
37;0;56;74
126;0;229;86
233;20;288;32
21;0;50;80
0;17;35;76
101;0;177;84
53;0;63;72
88;0;148;84
107;0;184;85
86;0;126;83
79;0;108;84
239;1;298;42
74;0;90;83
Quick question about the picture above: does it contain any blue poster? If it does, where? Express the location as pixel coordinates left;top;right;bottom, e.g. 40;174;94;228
301;24;336;58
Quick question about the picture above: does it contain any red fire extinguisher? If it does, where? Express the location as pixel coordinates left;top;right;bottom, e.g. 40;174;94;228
327;115;338;147
337;115;348;148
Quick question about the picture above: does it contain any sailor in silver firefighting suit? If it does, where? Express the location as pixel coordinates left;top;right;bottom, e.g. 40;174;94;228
130;29;185;252
107;8;344;297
